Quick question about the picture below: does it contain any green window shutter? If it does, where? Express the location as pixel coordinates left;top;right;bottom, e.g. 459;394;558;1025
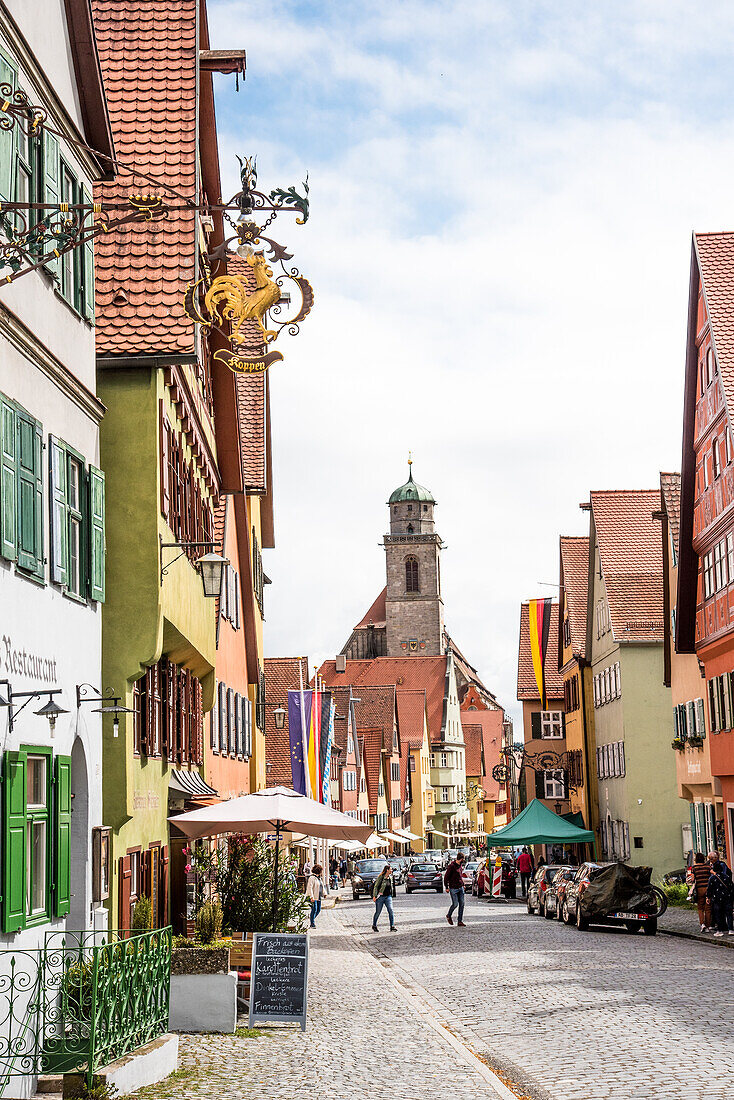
53;755;71;917
0;397;17;561
697;698;706;736
80;184;95;322
16;409;39;572
32;422;44;579
49;435;68;585
0;52;18;205
43;130;60;281
673;706;680;738
2;750;27;932
88;464;105;601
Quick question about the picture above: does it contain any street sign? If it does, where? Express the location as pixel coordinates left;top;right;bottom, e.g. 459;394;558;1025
248;932;309;1032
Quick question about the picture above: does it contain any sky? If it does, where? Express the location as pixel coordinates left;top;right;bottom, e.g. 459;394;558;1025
208;0;734;730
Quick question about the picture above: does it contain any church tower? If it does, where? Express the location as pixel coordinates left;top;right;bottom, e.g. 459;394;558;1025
384;461;444;656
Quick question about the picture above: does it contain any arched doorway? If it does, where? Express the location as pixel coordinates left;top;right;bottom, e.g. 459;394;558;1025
68;738;89;931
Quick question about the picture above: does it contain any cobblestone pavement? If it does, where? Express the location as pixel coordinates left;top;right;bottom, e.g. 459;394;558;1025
660;902;734;946
337;890;734;1100
134;890;734;1100
131;904;510;1100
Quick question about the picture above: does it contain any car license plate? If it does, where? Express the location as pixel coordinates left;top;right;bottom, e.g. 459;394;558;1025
611;911;645;920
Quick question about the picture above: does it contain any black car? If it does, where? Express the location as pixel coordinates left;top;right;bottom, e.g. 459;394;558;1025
562;862;664;934
351;859;396;900
405;864;444;893
526;865;568;917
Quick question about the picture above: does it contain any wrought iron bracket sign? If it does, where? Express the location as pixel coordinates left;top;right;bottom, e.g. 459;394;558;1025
0;91;313;370
492;747;579;793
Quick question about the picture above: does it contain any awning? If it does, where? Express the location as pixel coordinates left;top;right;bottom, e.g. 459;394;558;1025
487;799;595;846
379;830;409;844
393;828;422;841
169;770;219;800
365;832;389;849
427;828;451;838
293;837;363;852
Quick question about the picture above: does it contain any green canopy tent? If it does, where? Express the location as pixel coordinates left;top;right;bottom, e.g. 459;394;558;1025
487;798;596;848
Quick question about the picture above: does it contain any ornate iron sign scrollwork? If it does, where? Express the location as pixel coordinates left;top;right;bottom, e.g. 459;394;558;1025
493;747;579;793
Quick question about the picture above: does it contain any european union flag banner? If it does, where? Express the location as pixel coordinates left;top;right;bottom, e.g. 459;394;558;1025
287;690;312;796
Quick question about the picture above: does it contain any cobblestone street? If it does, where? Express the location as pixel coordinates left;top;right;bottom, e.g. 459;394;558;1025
132;889;734;1100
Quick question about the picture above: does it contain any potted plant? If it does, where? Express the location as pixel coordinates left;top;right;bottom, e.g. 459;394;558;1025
688;734;704;748
671;737;686;751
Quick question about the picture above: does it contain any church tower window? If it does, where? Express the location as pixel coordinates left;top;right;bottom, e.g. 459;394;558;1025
405;556;419;593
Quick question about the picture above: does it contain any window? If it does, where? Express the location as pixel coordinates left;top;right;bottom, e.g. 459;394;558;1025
704;453;710;490
391;798;401;818
544;770;566;799
378;780;384;796
563;617;571;648
714;540;727;591
134;658;203;764
714;438;722;480
727;429;732;466
360;774;366;793
409;756;416;772
252;527;264;615
391;761;400;782
440;752;448;767
0;396;44;580
440;786;450;802
707;347;714;386
159;406;214;564
47;436;105;601
540;711;563;738
405;555;419;593
1;749;71;932
221;564;241;629
699;357;705;398
703;551;714;599
430;753;436;767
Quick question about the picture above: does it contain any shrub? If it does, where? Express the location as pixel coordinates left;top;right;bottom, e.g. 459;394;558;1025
662;883;695;909
131;895;152;933
195;901;223;944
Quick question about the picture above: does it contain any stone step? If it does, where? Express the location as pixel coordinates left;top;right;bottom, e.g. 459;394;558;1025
34;1075;64;1095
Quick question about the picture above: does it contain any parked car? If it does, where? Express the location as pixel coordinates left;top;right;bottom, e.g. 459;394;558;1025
405;864;444;893
387;857;405;885
562;862;664;934
461;860;479;888
547;867;578;921
472;856;516;899
423;848;446;867
351;859;396;900
526;865;568;917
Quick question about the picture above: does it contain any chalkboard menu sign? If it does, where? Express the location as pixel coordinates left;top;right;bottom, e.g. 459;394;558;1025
248;933;309;1031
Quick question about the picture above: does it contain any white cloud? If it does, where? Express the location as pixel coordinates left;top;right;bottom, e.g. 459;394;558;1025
210;1;734;728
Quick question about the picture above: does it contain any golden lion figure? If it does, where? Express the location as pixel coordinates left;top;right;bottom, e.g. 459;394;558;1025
203;251;280;344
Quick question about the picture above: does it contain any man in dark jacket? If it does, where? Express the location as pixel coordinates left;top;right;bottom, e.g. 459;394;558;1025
444;853;466;926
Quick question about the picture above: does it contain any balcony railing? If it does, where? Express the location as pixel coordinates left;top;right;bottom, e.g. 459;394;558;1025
0;927;171;1094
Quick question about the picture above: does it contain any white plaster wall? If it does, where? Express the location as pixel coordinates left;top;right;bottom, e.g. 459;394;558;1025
4;0;85;132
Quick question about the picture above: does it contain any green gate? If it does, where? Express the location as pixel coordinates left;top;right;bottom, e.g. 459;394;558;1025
0;927;171;1094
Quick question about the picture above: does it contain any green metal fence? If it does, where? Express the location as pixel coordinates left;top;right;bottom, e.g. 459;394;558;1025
0;927;171;1093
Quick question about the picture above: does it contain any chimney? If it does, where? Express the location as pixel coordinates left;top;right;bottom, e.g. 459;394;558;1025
335;654;346;673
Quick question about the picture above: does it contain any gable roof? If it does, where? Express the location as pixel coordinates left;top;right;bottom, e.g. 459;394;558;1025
559;536;589;661
517;601;563;701
63;0;115;167
660;472;681;557
91;0;198;355
461;723;484;777
360;727;384;813
395;689;426;749
354;588;387;630
319;656;448;743
352;685;396;752
590;489;664;643
263;656;309;787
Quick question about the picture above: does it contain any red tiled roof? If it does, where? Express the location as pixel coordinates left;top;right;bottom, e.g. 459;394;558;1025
517;602;564;700
263;657;309;787
354;588;387;629
329;686;353;754
459;710;504;797
360;727;384;814
559;536;589;660
660;472;681;558
695;233;734;414
461;723;483;777
352;685;396;750
319;657;448;744
590;490;664;642
395;689;426;749
91;0;198;356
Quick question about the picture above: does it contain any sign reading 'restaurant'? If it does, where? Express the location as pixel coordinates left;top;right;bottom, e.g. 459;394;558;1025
248;932;308;1032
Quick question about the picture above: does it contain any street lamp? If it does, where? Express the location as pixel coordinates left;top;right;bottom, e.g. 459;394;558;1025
273;706;286;730
33;696;69;738
197;551;229;598
554;801;562;815
76;684;136;739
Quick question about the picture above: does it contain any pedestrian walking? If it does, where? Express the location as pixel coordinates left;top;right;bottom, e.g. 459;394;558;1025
347;856;356;881
444;852;467;926
517;847;533;896
372;863;396;932
707;851;734;937
339;857;348;887
688;852;712;931
303;857;312;878
306;864;324;929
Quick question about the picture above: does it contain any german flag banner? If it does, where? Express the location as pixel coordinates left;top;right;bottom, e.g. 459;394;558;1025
528;598;553;710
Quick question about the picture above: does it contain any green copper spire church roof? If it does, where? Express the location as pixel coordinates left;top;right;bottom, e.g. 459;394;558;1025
388;458;435;504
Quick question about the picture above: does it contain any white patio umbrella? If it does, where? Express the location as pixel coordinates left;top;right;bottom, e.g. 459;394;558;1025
169;786;372;929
